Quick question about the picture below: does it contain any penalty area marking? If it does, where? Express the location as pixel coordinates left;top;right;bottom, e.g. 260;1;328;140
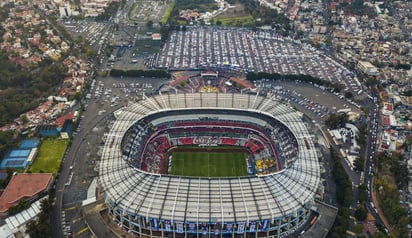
231;165;245;176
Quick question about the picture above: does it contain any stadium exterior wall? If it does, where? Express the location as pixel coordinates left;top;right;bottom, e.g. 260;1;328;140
98;93;320;238
106;196;313;237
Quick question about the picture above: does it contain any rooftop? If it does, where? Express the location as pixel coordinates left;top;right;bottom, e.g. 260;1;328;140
0;173;53;214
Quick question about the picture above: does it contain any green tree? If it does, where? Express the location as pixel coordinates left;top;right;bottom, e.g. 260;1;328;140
26;197;54;238
8;199;30;216
374;152;409;237
101;70;108;77
352;224;364;234
20;114;28;124
356;122;368;146
354;205;367;221
344;91;353;99
95;2;120;21
39;197;54;215
361;106;370;115
325;113;349;129
0;167;14;189
328;148;353;237
354;156;364;171
357;183;367;203
0;130;19;159
26;219;52;238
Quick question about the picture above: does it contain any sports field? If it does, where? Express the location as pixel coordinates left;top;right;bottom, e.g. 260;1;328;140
169;150;248;177
29;139;69;175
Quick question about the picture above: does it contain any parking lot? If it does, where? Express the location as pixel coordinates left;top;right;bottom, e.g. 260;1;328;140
64;21;111;52
255;79;363;121
128;0;170;23
157;27;362;93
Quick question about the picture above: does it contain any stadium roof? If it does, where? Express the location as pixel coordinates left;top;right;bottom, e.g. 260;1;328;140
0;173;53;215
100;93;320;223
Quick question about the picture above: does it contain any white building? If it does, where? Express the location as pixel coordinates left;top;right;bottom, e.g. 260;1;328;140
357;61;378;76
59;4;72;18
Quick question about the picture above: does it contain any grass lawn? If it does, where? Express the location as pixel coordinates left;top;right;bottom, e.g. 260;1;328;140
214;15;255;27
170;150;248;177
29;139;69;175
212;4;255;27
160;2;174;24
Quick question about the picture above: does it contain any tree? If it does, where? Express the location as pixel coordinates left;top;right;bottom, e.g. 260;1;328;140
95;2;120;22
403;90;412;96
344;91;353;99
328;232;343;238
0;130;19;159
26;197;54;238
353;156;364;171
20;114;28;124
328;148;353;236
361;106;370;115
371;232;389;238
406;134;412;145
357;184;367;203
147;20;154;28
39;198;53;215
0;58;66;127
374;152;409;237
352;224;364;234
26;219;52;238
0;167;13;188
8;199;30;216
82;45;97;58
389;153;408;187
325;113;349;129
354;206;367;221
356;122;368;146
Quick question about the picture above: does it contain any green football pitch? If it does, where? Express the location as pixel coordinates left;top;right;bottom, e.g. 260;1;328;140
169;151;248;177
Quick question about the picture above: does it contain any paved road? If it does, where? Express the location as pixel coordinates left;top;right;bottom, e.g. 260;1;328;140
51;73;169;237
51;99;120;237
363;90;392;233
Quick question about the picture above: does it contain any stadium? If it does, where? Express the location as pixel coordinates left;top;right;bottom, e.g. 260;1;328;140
99;93;320;237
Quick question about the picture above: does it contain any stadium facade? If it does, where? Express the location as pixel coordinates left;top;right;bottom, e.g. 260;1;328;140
98;93;320;237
